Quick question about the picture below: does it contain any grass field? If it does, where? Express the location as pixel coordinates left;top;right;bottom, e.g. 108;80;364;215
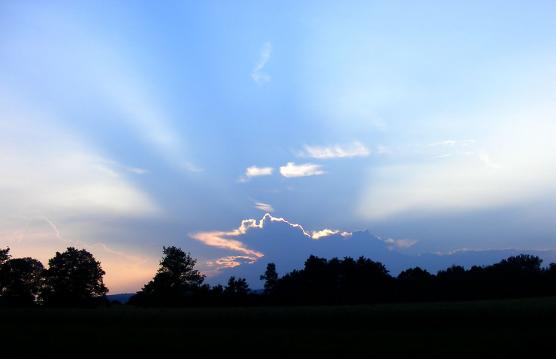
2;297;556;357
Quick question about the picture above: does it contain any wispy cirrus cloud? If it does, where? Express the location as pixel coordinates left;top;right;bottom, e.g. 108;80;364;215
254;201;274;213
427;139;476;147
251;42;272;85
125;167;149;175
384;238;418;250
279;162;325;178
299;142;370;159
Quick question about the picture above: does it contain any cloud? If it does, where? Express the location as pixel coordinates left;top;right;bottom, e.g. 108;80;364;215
251;42;272;84
191;213;351;275
204;255;258;274
246;166;273;177
254;202;274;213
384;238;418;250
190;217;266;263
239;166;274;182
358;100;556;220
279;162;325;178
299;142;370;159
311;229;352;240
125;167;149;175
0;96;159;218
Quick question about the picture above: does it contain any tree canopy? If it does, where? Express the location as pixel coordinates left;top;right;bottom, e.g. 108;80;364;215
129;246;205;306
0;257;44;306
40;247;107;306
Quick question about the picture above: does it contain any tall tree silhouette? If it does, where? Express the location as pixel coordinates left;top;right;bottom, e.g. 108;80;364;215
130;246;204;306
260;263;278;294
40;247;107;306
0;257;44;306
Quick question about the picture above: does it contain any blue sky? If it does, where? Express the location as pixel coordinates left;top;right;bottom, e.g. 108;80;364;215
1;1;556;291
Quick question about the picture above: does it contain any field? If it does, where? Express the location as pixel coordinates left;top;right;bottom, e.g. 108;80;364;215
2;297;556;357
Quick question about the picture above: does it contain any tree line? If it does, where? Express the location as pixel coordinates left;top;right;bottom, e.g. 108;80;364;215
2;245;556;307
0;247;106;306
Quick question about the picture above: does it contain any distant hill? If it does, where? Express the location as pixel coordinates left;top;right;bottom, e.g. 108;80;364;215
106;293;134;303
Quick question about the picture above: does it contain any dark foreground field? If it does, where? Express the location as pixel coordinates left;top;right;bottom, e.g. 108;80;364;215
2;297;556;357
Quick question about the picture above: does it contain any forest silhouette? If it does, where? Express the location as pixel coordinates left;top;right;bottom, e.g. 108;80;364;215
2;246;556;307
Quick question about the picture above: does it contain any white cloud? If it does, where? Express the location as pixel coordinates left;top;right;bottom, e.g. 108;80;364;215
251;42;272;84
358;100;556;220
0;96;159;218
254;202;274;213
299;142;370;159
245;166;273;177
310;229;336;240
279;162;325;178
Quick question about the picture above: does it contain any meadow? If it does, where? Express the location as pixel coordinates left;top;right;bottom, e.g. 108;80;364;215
2;297;555;357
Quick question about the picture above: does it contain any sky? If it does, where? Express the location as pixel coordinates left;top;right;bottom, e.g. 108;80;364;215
1;0;556;292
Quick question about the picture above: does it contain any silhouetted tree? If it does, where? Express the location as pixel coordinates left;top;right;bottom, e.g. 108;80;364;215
0;247;10;297
129;246;204;306
398;267;433;281
272;256;392;304
211;284;224;295
224;276;249;296
397;267;434;301
0;247;10;265
40;247;107;306
486;255;544;298
437;265;466;280
546;263;556;279
491;254;542;275
260;263;278;294
0;257;44;306
435;265;469;300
